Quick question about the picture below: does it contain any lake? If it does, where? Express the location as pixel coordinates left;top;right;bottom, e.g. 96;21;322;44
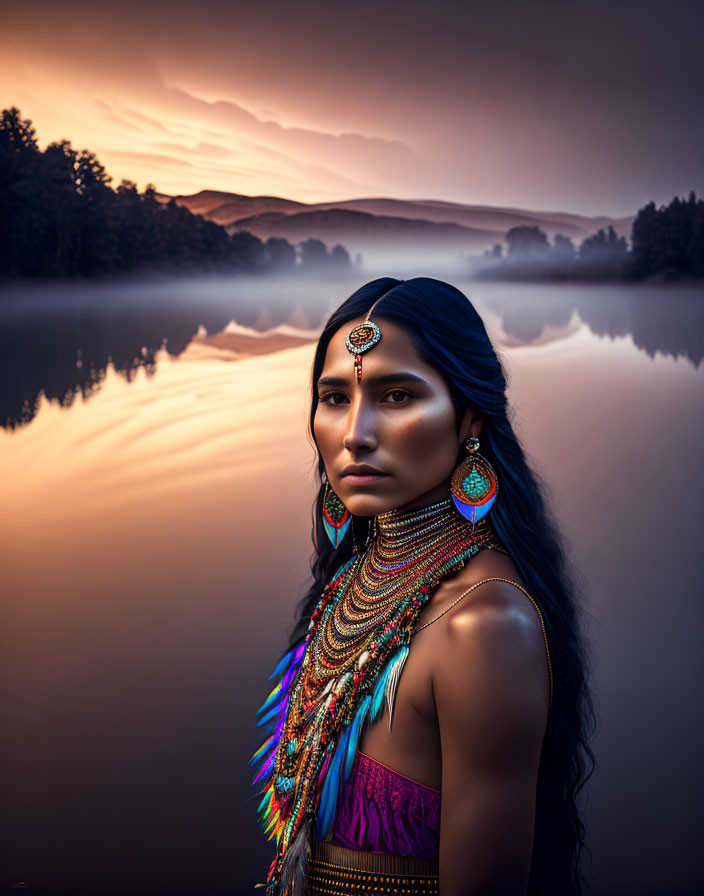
1;274;702;895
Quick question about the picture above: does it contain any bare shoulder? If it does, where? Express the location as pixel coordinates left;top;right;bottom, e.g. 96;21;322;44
444;549;545;642
450;552;543;644
430;551;551;732
425;548;545;642
454;545;526;589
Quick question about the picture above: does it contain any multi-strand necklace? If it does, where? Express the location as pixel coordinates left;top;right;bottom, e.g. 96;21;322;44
253;497;503;896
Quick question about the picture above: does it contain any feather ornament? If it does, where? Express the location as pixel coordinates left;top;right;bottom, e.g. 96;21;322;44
278;815;312;896
314;693;372;840
343;694;371;781
249;501;502;895
316;727;349;840
250;734;276;766
251;639;308;852
269;647;295;682
252;752;276;785
383;644;410;728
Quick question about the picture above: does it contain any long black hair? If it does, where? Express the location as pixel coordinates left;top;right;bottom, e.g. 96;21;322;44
287;276;596;895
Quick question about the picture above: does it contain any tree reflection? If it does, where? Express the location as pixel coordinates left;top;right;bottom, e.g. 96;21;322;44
0;284;324;429
1;283;702;430
484;285;704;367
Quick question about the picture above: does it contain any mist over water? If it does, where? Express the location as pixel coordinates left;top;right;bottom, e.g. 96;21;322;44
2;273;701;430
0;273;702;894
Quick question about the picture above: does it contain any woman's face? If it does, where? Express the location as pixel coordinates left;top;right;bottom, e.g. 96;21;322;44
313;316;481;517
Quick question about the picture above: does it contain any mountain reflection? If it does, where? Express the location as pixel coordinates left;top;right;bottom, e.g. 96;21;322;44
1;278;702;429
0;276;329;429
481;283;704;366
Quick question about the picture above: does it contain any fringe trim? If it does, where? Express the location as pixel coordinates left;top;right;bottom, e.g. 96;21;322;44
312;837;439;876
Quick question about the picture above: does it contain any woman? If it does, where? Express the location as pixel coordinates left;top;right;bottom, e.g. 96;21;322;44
252;277;594;895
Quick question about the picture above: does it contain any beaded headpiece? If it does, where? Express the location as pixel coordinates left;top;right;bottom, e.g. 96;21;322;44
345;299;383;382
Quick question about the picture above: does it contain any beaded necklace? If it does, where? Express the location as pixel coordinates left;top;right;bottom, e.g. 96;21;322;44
252;497;503;895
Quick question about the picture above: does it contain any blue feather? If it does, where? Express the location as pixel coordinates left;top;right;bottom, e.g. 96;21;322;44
250;734;275;766
256;696;287;727
316;726;351;840
269;648;294;682
257;680;283;715
257;787;272;815
252;752;276;785
344;695;371;782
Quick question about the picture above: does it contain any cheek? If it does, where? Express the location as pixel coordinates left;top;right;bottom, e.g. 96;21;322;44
312;411;326;454
312;409;338;461
392;404;458;465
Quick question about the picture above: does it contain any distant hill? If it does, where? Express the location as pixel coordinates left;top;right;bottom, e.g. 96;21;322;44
156;190;634;260
166;190;306;224
310;198;630;242
229;208;505;252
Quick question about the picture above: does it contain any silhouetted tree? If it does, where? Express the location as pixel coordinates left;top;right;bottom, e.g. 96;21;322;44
38;140;81;276
481;243;503;267
475;194;703;282
552;234;576;263
577;225;628;279
330;243;350;267
580;225;627;258
264;236;296;271
630;192;704;279
505;225;550;258
0;106;37;151
230;230;266;271
0;107;43;276
0;106;354;280
299;237;329;268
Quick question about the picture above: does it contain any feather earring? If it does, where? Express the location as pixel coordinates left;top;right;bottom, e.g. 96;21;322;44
451;436;499;524
321;472;351;548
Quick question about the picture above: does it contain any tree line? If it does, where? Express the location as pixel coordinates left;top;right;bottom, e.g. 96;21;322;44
0;107;351;279
478;193;704;281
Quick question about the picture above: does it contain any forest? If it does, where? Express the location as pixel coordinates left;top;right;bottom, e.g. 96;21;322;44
0;107;351;279
2;106;702;282
477;195;704;281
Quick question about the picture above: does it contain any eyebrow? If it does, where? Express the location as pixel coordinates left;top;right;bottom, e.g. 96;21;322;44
317;372;429;388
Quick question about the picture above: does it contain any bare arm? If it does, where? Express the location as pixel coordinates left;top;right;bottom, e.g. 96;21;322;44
433;582;550;895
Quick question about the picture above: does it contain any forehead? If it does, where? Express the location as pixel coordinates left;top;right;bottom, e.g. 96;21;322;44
320;316;441;381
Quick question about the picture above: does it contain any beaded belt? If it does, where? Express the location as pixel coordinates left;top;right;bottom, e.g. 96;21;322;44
309;839;439;895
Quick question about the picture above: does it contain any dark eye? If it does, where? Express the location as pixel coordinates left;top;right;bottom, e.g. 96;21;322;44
384;389;412;404
319;391;348;406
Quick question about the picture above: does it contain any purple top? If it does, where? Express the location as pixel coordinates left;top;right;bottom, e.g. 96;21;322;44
328;750;441;861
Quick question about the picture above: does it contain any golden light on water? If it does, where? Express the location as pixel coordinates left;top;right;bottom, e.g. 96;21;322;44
1;310;703;892
1;341;317;526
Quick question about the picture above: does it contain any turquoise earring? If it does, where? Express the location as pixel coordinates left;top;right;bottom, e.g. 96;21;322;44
451;436;499;524
321;473;351;548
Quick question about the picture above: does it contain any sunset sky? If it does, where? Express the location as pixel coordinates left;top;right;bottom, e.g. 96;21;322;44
2;0;702;216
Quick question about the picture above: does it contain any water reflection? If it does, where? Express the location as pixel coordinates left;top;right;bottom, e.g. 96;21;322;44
0;275;341;429
1;276;702;429
478;282;704;366
1;294;702;894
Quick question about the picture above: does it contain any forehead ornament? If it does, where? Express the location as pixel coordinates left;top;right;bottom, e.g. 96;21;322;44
345;300;383;382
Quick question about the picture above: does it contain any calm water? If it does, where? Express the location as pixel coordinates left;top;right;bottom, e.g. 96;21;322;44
1;275;702;895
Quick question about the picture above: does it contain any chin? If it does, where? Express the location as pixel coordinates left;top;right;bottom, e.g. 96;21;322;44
341;493;400;517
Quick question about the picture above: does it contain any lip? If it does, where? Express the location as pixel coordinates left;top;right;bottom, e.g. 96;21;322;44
341;464;390;486
341;464;388;477
342;473;389;486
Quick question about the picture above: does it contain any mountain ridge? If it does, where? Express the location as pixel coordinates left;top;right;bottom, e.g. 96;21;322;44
156;190;634;259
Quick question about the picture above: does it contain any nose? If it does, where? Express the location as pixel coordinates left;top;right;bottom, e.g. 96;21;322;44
343;395;378;452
